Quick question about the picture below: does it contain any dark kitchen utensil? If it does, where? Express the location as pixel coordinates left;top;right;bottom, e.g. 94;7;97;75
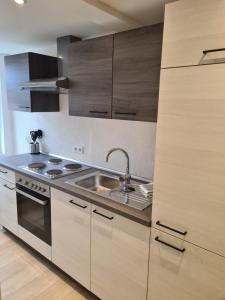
30;130;43;155
30;130;43;143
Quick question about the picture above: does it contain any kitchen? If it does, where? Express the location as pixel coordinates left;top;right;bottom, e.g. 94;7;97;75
0;0;225;299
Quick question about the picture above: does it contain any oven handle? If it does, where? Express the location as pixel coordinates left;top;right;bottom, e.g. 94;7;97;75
16;189;48;206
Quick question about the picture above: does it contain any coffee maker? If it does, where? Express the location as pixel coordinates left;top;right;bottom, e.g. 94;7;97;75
30;130;43;154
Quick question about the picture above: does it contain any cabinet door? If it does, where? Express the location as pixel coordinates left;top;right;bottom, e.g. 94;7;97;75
152;64;225;257
91;205;150;300
113;24;163;122
68;36;113;118
5;53;59;112
51;189;91;289
162;0;225;68
0;177;18;235
5;53;31;112
148;229;225;300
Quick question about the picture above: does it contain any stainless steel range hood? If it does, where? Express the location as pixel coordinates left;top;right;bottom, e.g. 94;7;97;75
18;77;69;92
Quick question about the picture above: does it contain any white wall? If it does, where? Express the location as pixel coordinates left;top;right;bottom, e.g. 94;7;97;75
4;44;157;179
0;55;13;154
11;95;157;179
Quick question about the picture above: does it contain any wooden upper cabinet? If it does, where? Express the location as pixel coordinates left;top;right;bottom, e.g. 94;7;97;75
113;24;163;122
162;0;225;68
5;52;59;112
152;64;225;257
5;53;30;111
68;35;113;119
148;229;225;300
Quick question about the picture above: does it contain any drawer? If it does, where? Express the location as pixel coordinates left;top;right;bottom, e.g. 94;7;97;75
18;226;51;260
51;188;90;210
0;166;15;183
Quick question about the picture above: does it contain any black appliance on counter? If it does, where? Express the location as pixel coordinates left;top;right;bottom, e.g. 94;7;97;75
30;129;43;155
16;173;51;245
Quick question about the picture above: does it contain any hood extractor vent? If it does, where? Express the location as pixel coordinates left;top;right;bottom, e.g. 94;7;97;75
19;77;69;92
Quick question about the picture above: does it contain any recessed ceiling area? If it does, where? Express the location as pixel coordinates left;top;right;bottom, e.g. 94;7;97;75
0;0;177;54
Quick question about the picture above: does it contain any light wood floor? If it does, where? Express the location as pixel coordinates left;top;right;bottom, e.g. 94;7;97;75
0;229;98;300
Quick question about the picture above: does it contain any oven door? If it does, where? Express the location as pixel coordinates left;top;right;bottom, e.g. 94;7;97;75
16;186;51;245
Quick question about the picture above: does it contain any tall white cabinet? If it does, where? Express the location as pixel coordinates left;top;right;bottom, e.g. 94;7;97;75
162;0;225;68
148;0;225;299
152;64;225;257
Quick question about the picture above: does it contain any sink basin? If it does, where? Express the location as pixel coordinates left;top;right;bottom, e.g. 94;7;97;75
75;173;121;192
66;171;152;211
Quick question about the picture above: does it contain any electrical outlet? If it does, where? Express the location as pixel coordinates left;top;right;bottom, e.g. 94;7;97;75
73;145;84;154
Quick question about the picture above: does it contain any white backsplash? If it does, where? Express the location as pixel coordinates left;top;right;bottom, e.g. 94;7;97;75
11;95;157;179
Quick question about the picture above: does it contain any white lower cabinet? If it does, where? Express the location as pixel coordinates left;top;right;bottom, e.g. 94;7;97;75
0;176;18;236
91;205;150;300
0;166;15;183
147;228;225;300
51;188;91;289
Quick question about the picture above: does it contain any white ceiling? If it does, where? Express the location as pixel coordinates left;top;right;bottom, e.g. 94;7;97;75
0;0;176;54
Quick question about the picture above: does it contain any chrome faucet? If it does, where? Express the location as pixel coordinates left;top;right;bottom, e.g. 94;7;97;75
106;148;132;192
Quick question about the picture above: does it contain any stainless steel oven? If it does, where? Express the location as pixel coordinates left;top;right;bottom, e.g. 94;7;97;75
16;174;51;245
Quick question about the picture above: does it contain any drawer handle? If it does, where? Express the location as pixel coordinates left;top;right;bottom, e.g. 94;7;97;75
3;184;15;191
114;112;136;116
155;236;186;253
93;209;114;220
89;111;108;114
156;221;187;236
0;169;8;174
203;48;225;55
69;200;87;209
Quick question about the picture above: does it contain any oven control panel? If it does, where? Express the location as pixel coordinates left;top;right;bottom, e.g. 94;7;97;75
16;173;50;198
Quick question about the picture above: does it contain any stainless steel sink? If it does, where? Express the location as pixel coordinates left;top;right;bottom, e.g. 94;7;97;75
66;171;152;211
74;173;121;193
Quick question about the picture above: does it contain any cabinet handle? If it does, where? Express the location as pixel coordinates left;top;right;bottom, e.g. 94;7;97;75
156;221;187;236
114;112;136;116
203;48;225;55
3;184;15;191
93;209;114;220
69;200;87;209
89;111;108;114
155;236;186;253
19;106;30;109
0;169;8;174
